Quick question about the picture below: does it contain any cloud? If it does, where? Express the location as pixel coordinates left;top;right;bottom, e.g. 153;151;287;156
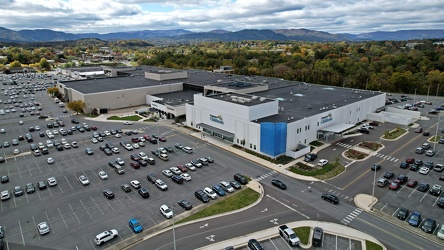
0;0;443;34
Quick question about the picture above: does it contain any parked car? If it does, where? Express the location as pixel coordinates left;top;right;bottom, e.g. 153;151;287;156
234;173;248;185
421;218;437;233
397;208;409;220
178;199;193;210
159;205;173;219
408;212;421;227
128;218;143;233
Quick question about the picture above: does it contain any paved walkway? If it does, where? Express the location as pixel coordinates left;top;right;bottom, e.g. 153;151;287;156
91;111;385;250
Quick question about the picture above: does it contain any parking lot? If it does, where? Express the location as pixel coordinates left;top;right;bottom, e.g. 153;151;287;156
0;75;252;249
235;233;362;250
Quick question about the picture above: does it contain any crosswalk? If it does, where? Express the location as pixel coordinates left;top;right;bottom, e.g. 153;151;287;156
254;171;278;181
335;142;399;162
341;208;363;225
373;153;399;162
336;142;353;148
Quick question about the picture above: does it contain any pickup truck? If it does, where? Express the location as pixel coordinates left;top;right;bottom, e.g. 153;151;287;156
278;225;300;246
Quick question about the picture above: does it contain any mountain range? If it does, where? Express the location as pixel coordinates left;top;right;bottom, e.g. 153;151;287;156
1;26;444;43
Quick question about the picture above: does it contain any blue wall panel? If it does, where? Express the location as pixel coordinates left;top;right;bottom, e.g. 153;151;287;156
260;122;287;157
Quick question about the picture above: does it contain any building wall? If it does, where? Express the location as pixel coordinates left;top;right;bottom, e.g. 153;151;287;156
145;71;188;81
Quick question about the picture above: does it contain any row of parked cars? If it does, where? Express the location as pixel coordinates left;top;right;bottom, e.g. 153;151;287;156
1;176;57;201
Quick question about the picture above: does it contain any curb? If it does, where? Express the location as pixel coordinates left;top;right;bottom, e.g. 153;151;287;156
108;182;264;250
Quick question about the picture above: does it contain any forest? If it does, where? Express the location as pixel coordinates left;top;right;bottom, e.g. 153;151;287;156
1;39;444;95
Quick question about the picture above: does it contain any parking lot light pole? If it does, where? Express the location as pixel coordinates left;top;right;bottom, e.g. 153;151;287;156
434;113;441;151
371;165;377;210
172;204;176;250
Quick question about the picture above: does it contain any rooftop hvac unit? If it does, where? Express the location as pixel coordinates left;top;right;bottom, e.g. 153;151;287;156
217;79;223;83
251;96;258;100
245;98;252;102
238;99;245;103
259;97;266;102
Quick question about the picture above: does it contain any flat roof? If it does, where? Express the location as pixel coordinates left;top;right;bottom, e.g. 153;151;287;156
153;90;200;106
207;92;275;107
253;83;384;123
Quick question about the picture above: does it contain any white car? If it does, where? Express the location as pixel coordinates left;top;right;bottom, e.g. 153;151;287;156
132;143;140;149
13;148;20;155
71;141;79;148
160;205;174;219
98;171;108;180
115;133;121;138
47;177;57;186
170;166;181;175
123;121;133;125
162;169;173;177
111;147;120;154
94;229;119;245
63;143;71;149
46;140;54;148
158;148;167;154
130;180;141;189
104;131;111;136
204;187;217;199
220;181;234;193
91;138;98;144
46;157;55;164
419;167;430;175
138;152;148;160
185;163;196;171
180;173;192;181
318;159;329;166
79;175;90;185
37;222;50;235
437;224;444;240
1;190;10;200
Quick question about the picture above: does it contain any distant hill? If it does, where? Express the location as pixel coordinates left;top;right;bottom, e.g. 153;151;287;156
1;26;444;43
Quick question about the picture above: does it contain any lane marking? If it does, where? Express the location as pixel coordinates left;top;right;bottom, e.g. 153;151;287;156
266;194;309;219
18;221;25;246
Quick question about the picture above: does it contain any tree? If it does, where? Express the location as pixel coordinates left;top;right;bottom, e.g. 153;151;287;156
10;60;22;68
39;58;50;70
47;87;59;96
67;100;86;115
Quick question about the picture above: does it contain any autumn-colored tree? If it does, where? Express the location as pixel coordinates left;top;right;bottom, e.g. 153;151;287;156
9;60;22;68
47;87;59;96
39;58;50;70
67;100;86;115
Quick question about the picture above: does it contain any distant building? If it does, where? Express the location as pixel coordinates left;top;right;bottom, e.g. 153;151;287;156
213;66;234;74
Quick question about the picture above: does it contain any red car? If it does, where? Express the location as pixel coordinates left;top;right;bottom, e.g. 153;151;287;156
407;179;418;188
91;126;98;130
389;180;401;190
406;157;415;164
143;134;151;140
159;136;167;142
415;127;423;133
177;164;187;172
130;162;140;169
131;138;140;143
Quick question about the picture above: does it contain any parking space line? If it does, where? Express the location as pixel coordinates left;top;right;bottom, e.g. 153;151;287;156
147;214;157;225
408;188;416;197
419;192;428;202
45;211;55;234
24;191;30;204
117;197;126;207
380;203;388;211
57;208;69;229
103;197;115;211
268;238;280;249
16;165;22;179
13;194;17;207
69;203;81;224
392;207;400;216
434;224;440;234
89;240;98;249
79;200;93;219
397;185;405;193
32;216;41;240
90;196;104;215
433;196;440;206
26;164;32;176
64;176;74;190
18;220;25;246
47;186;53;196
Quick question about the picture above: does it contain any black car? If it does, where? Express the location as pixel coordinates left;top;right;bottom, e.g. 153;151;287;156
103;148;113;156
195;190;210;203
271;179;287;190
171;175;183;184
1;175;9;183
397;174;408;184
437;196;444;208
421;218;436;233
138;188;150;198
108;161;117;168
321;193;339;204
230;180;242;190
234;173;248;185
423;131;430;136
371;164;381;171
357;128;370;134
383;171;394;179
410;164;420;171
304;153;317;162
71;119;79;124
397;208;409;220
151;150;160;156
56;145;63;151
417;182;430;192
399;162;409;169
103;189;115;199
138;160;148;167
178;199;193;210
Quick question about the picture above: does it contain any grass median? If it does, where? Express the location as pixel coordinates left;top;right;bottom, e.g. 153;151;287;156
366;240;383;250
177;187;259;224
293;227;310;245
107;115;142;121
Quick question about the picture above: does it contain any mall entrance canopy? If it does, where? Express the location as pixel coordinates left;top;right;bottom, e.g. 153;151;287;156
197;123;234;143
317;123;355;143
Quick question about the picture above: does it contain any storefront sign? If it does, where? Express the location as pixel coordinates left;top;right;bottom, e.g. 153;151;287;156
321;113;333;124
210;114;224;124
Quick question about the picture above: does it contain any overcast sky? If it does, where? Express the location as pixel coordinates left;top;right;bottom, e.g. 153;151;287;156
1;0;443;34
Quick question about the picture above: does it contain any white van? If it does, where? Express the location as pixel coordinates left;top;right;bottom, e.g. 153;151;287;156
159;153;169;161
94;229;118;245
182;147;193;154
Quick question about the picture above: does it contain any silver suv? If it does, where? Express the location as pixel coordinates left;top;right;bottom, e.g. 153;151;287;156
155;179;168;191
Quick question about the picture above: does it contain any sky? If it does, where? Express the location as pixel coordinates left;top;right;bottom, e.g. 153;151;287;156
0;0;443;34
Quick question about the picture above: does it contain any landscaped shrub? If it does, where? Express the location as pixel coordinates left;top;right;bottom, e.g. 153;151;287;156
344;149;368;159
